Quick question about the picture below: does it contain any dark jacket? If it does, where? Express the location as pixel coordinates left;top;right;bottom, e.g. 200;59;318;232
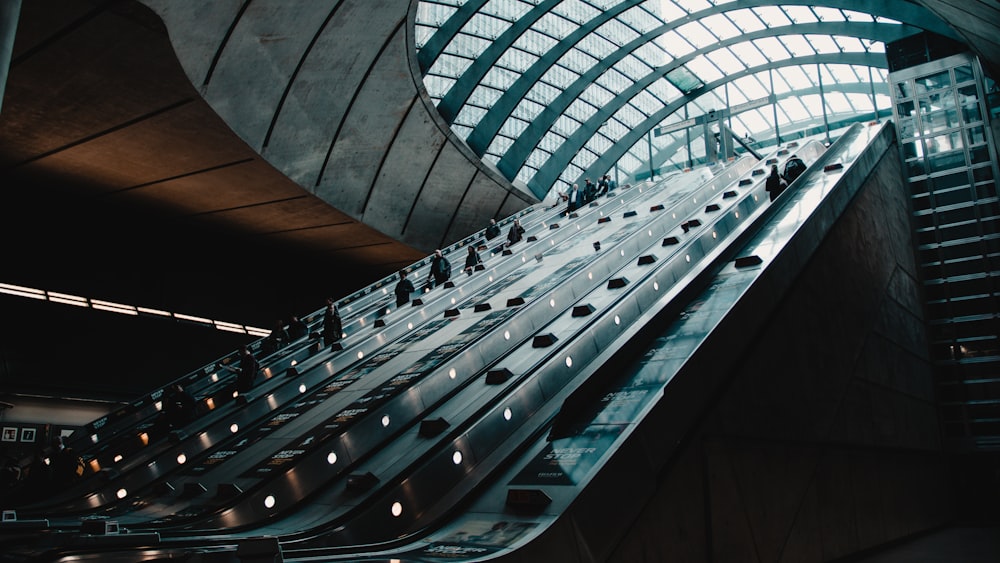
237;352;259;392
567;187;583;212
465;249;482;271
507;222;525;245
765;168;787;201
394;277;416;306
323;305;342;345
429;255;452;284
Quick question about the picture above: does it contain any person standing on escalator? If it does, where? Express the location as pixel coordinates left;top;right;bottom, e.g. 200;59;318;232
782;155;806;185
323;298;343;347
765;164;788;202
426;249;452;289
394;269;416;306
235;345;260;393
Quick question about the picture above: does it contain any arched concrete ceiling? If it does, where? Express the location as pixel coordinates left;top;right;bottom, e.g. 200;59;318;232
139;0;535;254
0;0;997;295
0;0;426;291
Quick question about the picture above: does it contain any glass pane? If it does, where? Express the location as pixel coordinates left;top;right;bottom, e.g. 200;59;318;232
916;70;952;94
896;81;914;100
954;64;974;84
926;131;964;155
897;100;915;118
927;151;967;173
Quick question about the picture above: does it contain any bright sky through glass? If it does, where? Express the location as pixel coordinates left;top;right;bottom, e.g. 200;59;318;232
416;0;897;198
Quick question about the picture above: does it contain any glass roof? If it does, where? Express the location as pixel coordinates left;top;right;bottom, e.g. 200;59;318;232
415;0;924;199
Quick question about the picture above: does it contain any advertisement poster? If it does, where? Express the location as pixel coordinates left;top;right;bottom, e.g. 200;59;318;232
510;424;626;486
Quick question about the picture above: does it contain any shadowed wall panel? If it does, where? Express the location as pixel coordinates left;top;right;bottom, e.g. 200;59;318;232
604;142;952;563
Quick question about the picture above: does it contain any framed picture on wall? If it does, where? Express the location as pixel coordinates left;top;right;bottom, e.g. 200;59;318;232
20;428;36;443
1;427;16;442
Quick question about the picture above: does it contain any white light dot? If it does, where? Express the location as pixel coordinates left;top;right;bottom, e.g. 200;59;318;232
299;383;306;393
489;276;494;282
686;255;691;263
91;434;98;444
620;249;625;256
264;495;276;509
232;391;239;399
451;297;456;304
385;308;390;315
503;407;513;421
712;231;717;239
452;450;463;464
672;212;677;218
549;298;556;308
382;288;387;295
614;315;621;325
290;359;297;366
113;454;123;463
576;225;581;230
391;501;403;517
504;330;510;340
754;194;759;201
381;415;391;427
211;373;219;382
522;256;526;263
177;453;187;464
449;368;457;379
653;281;659;291
116;488;127;499
735;211;740;218
230;423;239;433
693;197;697;203
327;452;338;465
154;401;162;412
588;272;593;280
357;351;364;360
407;322;413;330
565;356;573;368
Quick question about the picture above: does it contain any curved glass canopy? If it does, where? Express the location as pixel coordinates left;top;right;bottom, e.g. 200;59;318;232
415;0;944;200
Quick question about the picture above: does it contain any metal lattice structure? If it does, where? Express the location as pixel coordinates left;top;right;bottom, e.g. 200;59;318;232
415;0;959;198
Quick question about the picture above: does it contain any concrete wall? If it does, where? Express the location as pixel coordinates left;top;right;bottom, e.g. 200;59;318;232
141;0;535;253
606;147;953;561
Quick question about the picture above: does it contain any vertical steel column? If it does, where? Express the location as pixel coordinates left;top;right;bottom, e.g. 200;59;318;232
868;63;879;123
684;105;693;168
647;129;654;181
818;63;831;145
770;69;780;145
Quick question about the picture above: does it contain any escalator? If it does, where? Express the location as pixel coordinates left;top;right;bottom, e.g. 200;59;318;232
0;121;896;562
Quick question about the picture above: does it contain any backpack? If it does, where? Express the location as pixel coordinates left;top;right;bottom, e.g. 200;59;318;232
783;157;806;184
